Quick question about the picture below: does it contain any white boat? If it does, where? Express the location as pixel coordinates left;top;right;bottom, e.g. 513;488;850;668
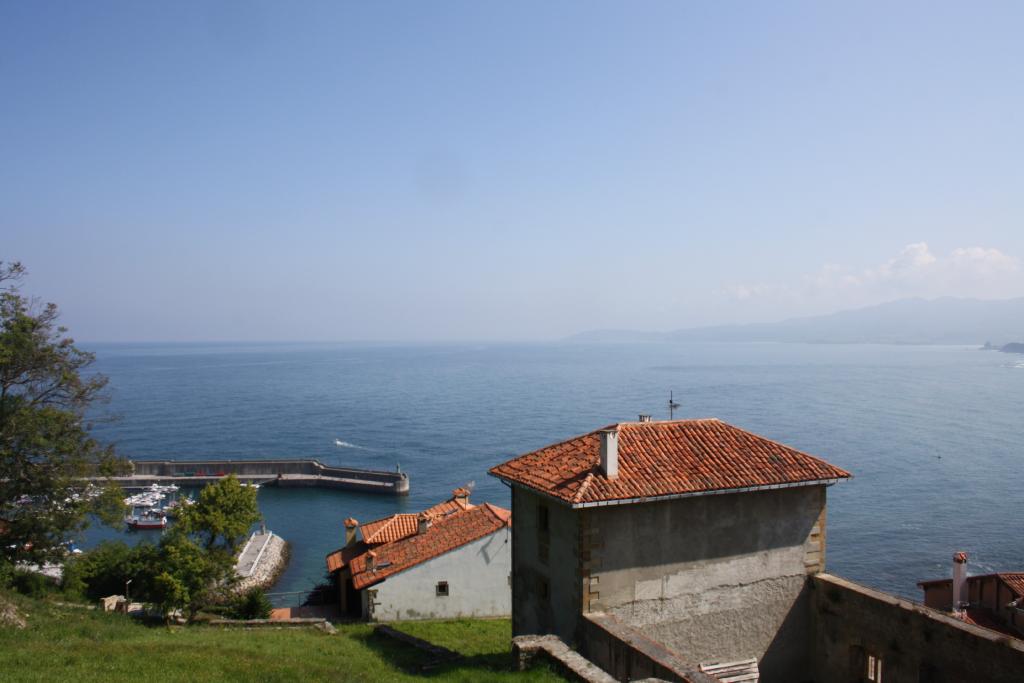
162;497;195;518
126;510;167;530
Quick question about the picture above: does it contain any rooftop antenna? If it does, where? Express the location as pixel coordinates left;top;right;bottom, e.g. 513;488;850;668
669;390;680;420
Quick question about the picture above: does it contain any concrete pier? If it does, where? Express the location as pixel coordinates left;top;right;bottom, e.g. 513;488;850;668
235;531;287;592
112;458;410;495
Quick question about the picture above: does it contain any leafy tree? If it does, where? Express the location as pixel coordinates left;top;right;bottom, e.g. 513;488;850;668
175;475;260;557
152;476;261;619
62;541;161;601
0;262;127;567
151;535;222;620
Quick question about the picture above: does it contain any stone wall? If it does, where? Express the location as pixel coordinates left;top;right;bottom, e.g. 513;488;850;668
811;573;1024;683
511;486;582;643
586;485;826;682
513;635;617;683
580;613;717;683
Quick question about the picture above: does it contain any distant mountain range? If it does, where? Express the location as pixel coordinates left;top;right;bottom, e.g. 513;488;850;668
568;297;1024;346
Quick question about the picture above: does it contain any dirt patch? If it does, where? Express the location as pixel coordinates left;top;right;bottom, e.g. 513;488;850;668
0;598;27;629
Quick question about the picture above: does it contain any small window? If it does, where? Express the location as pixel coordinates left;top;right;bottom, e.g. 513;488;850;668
867;654;883;682
436;581;449;597
538;504;549;533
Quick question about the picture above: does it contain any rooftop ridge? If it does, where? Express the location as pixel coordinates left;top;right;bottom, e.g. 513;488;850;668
489;418;851;507
572;472;595;504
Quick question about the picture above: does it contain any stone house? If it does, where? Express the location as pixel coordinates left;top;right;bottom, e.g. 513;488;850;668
325;488;512;621
492;418;1024;682
490;417;850;681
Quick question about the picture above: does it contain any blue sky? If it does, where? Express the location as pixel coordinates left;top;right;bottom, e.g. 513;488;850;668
3;2;1023;341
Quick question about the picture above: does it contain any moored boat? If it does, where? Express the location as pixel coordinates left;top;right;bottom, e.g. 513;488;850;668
126;510;167;530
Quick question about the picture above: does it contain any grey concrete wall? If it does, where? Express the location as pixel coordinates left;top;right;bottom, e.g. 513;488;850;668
580;613;717;683
586;486;826;682
811;574;1024;683
512;486;581;644
366;528;511;621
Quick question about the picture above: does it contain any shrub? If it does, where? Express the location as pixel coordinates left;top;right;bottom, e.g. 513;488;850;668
0;559;13;589
66;541;160;602
228;587;273;620
11;570;53;598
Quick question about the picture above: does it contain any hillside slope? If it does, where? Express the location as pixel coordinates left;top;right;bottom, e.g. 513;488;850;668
0;592;559;683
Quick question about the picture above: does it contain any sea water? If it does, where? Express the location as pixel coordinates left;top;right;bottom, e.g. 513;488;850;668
80;341;1024;602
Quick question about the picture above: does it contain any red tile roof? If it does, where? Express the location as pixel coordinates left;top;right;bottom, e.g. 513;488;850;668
488;419;850;506
348;503;511;590
359;514;420;545
326;541;368;573
998;573;1024;597
918;573;1024;599
357;495;472;545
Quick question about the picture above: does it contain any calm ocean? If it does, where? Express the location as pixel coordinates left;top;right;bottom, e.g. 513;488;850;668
81;341;1024;603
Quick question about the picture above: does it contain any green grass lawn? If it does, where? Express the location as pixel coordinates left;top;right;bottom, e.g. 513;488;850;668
0;592;563;682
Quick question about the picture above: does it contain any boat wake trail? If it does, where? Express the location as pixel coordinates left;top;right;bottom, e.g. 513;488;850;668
334;438;369;449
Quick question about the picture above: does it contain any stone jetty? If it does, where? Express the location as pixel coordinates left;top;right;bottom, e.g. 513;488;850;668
235;530;288;593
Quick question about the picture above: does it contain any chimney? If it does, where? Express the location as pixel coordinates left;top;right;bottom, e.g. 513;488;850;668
417;512;431;535
453;487;470;507
952;551;968;612
366;550;377;572
344;518;359;547
599;427;619;479
638;414;652;423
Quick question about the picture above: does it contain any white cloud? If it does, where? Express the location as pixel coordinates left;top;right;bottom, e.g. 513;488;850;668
722;243;1023;313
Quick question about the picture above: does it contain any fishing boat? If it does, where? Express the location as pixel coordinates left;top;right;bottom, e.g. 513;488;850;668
126;509;167;530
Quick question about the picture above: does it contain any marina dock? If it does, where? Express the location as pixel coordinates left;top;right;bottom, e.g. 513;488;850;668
112;458;410;495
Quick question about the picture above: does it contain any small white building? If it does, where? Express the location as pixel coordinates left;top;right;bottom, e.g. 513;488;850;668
326;489;512;621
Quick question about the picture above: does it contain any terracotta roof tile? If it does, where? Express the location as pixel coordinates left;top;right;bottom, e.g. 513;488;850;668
349;503;510;590
359;514;420;545
998;573;1024;597
488;419;851;506
918;573;1024;599
357;496;473;545
326;541;368;573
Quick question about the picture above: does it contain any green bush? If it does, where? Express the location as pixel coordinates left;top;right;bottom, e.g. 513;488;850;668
65;541;161;602
227;587;272;620
0;559;13;589
11;569;53;598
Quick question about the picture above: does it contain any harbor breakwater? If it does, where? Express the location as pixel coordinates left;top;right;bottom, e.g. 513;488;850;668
117;458;409;495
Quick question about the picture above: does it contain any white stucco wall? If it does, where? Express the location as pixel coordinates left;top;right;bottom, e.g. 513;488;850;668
367;526;512;621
